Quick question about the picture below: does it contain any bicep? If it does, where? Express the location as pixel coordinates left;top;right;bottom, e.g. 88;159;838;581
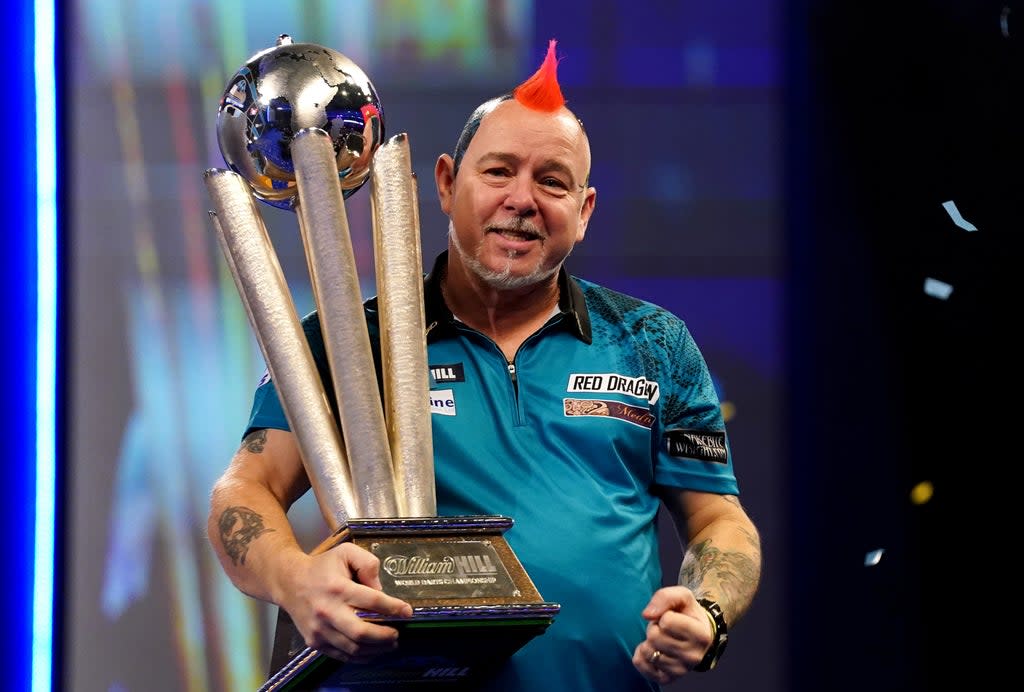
227;427;311;509
656;486;749;544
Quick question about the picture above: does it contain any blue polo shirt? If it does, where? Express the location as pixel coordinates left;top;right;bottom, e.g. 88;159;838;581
247;251;738;691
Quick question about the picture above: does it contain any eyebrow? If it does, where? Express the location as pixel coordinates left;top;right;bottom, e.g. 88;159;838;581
477;152;584;190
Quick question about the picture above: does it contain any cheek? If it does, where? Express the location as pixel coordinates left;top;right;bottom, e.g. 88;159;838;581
451;188;490;220
548;201;586;236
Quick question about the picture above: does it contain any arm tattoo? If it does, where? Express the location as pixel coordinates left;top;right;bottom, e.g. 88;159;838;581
242;429;268;453
218;506;274;566
679;539;717;593
679;533;762;624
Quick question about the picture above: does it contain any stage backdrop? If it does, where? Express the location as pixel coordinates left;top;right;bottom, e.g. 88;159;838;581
66;1;784;690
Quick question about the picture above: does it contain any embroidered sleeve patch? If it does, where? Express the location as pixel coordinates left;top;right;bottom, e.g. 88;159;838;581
664;429;728;464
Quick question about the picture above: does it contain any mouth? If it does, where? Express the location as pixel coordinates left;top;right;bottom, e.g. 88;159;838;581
487;225;544;243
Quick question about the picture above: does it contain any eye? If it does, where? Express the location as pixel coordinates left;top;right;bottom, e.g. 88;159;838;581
540;176;569;190
483;167;511;177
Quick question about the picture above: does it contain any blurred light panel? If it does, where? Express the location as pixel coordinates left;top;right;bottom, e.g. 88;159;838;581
34;1;58;691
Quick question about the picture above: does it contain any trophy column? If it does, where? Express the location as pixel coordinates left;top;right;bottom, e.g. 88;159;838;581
204;36;559;691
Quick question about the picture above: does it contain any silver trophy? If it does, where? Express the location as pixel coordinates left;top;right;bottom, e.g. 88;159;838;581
204;36;557;691
207;34;432;524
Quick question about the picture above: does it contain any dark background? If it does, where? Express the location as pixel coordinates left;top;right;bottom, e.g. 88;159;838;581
57;1;1016;691
788;1;1014;689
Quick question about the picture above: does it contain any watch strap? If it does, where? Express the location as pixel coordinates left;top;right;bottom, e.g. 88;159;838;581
694;598;729;672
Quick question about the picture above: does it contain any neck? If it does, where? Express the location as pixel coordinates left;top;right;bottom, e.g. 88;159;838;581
442;256;560;358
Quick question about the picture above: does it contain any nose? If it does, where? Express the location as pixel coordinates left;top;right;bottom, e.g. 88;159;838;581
503;174;538;217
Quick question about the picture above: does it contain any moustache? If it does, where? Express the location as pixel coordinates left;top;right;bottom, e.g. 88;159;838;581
486;218;545;239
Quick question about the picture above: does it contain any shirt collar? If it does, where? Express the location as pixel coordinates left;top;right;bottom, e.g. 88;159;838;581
424;250;592;344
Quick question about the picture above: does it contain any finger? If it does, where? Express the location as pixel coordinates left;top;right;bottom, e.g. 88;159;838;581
315;614;403;659
319;636;399;663
632;643;672;683
335;543;385;589
338;632;402;661
653;603;709;648
330;544;414;618
649;648;678;681
642;585;694;620
632;645;655;679
346;581;414;619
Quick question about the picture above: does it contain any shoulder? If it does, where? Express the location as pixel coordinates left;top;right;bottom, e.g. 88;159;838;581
573;277;690;342
299;300;380;336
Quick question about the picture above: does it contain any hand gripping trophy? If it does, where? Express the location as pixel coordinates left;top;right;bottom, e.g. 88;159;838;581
203;36;558;691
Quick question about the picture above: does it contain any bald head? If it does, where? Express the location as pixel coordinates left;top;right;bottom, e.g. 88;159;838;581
452;95;591;187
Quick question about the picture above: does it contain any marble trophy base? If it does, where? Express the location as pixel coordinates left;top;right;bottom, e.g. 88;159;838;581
259;515;560;690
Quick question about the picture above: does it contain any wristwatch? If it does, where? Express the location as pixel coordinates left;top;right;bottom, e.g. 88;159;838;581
694;598;729;672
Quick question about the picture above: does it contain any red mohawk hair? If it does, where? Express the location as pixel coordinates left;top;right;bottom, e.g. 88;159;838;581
513;39;565;112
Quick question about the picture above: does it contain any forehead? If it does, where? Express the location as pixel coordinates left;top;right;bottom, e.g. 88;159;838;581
467;100;590;173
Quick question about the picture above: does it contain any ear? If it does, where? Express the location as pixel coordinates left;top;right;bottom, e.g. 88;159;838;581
575;186;597;242
434;153;456;215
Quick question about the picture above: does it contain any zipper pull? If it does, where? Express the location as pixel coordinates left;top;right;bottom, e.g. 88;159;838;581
507;362;517;383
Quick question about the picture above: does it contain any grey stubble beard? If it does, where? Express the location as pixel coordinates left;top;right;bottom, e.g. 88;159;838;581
447;218;562;291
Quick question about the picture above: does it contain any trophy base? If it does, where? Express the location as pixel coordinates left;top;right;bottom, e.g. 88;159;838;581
260;515;560;691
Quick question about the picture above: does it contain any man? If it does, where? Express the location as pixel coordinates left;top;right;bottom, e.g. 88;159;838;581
208;41;761;690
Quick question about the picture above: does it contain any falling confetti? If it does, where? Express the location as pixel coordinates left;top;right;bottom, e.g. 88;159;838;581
720;401;736;422
910;481;934;505
924;277;953;300
864;549;885;567
941;200;978;231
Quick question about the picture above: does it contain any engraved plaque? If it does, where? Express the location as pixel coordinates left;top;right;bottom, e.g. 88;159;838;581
371;538;518;599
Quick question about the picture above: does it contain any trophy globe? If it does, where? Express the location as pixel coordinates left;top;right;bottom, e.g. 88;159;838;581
215;34;384;210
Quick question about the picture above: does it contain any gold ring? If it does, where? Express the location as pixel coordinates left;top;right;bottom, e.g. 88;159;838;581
648;649;662;666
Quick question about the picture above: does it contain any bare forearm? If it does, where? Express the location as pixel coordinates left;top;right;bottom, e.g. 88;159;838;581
678;509;762;626
207;474;306;605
